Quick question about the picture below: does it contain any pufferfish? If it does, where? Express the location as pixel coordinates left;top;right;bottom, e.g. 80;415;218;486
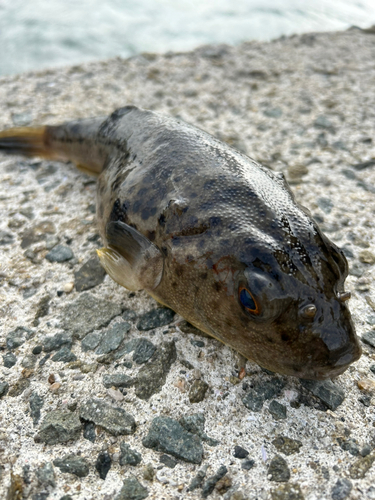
0;105;361;379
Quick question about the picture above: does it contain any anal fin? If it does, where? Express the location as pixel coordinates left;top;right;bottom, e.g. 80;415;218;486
97;221;164;291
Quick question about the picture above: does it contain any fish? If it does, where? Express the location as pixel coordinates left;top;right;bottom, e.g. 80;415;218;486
0;105;361;379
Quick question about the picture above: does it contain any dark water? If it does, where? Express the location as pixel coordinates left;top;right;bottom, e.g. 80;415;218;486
0;0;374;76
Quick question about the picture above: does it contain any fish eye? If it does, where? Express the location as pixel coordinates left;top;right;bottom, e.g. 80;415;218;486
239;285;260;314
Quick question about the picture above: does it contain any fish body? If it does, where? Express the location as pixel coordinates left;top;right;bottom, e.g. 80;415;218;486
0;105;361;379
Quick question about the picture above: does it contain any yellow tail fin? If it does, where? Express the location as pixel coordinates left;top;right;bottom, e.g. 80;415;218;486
0;126;57;159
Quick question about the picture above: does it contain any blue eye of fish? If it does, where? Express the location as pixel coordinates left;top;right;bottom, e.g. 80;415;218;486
239;286;258;313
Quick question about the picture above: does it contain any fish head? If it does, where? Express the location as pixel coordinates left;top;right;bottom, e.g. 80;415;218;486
194;223;361;380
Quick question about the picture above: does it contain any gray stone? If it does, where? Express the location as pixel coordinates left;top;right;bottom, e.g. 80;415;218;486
201;465;228;498
95;451;111;479
188;465;208;491
179;413;219;446
60;293;122;339
36;462;55;487
83;421;96;442
242;459;255;470
0;381;9;398
122;309;138;322
0;230;14;245
264;107;282;118
142;416;203;464
81;331;102;351
268;455;290;482
115;476;149;500
362;330;375;348
74;255;106;291
102;373;134;388
136;308;175;330
133;338;156;364
337;437;360;456
53;454;89;478
272;436;303;456
135;341;176;400
95;322;131;355
269;400;287;420
52;346;77;363
6;326;33;350
120;442;142;466
242;390;265;411
45;245;74;262
42;332;72;352
80;398;136;436
189;379;209;403
3;352;17;368
30;392;44;425
300;379;345;410
160;454;177;468
234;446;249;459
38;411;82;444
331;478;352;500
317;196;333;214
21;354;37;369
314;115;334;130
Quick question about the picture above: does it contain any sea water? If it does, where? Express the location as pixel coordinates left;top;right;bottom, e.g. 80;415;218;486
0;0;374;76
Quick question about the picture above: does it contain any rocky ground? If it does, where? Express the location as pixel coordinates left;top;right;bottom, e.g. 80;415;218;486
0;27;375;500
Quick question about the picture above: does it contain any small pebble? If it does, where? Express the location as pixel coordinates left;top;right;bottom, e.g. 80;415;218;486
50;382;61;392
241;459;255;470
107;388;124;401
268;400;287;419
63;282;74;293
268;455;290;482
357;378;375;394
32;345;43;355
189;379;209;403
233;445;249;459
95;451;111;480
331;478;352;500
45;245;74;263
3;352;17;368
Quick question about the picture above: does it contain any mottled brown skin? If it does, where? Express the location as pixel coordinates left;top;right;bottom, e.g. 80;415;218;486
0;105;362;379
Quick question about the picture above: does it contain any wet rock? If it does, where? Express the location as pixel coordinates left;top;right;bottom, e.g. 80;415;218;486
349;451;375;479
234;446;249;459
52;346;77;363
270;483;305;500
0;381;9;398
135;341;176;400
95;322;131;355
160;454;177;468
179;413;219;446
115;476;149;500
102;373;134;388
300;379;345;410
83;421;96;442
272;436;303;456
45;245;74;262
362;330;375;348
74;255;106;291
6;326;33;350
133;338;157;364
189;379;209;403
36;462;55;487
30;392;44;425
242;459;255;470
188;465;208;491
269;401;287;420
42;332;72;353
80;398;136;436
37;410;82;444
53;454;89;477
60;293;122;339
268;455;290;482
331;478;352;500
120;442;142;466
142;416;203;464
8;378;30;397
201;465;228;498
95;451;111;479
136;307;175;330
3;352;17;368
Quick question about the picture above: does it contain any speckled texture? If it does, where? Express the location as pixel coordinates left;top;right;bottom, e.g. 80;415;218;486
1;28;375;500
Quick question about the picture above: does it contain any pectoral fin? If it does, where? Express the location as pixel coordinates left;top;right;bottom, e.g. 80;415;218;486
97;221;164;291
